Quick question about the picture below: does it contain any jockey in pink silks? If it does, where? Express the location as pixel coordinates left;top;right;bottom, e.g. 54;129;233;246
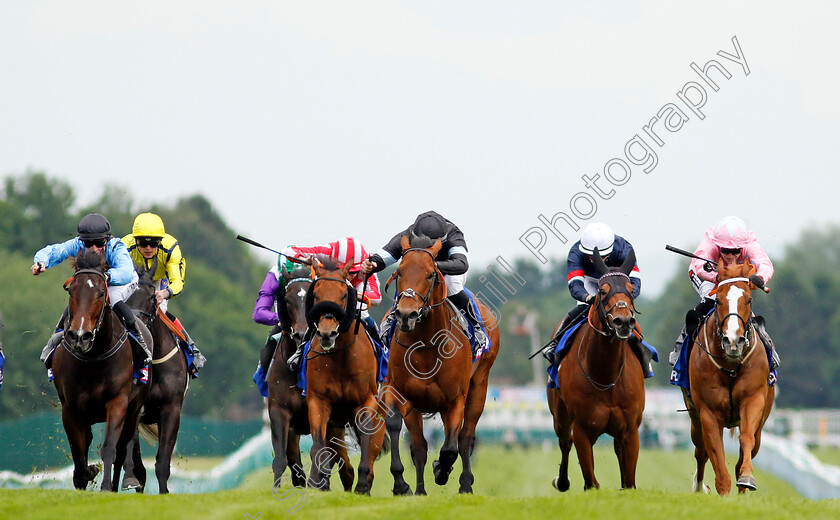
668;216;779;371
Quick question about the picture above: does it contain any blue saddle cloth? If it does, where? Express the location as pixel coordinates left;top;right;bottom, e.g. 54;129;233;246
295;328;388;396
669;318;777;395
0;347;5;390
546;320;658;389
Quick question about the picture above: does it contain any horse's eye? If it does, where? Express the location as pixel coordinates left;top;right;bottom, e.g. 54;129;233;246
427;272;436;280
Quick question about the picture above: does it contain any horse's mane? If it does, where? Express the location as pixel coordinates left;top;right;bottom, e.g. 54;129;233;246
74;249;108;271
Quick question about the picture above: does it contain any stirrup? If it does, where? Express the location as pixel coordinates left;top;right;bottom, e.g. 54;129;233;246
287;348;302;371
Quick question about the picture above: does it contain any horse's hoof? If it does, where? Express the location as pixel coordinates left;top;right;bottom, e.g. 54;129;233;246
392;482;412;496
122;477;142;491
552;477;570;492
415;486;427;496
736;475;757;491
458;486;473;494
432;460;451;485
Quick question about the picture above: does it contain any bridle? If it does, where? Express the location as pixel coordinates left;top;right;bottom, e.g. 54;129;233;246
391;248;445;321
62;268;127;361
713;276;754;347
589;271;637;338
697;276;758;376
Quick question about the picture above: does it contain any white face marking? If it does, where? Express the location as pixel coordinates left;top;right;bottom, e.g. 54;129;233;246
724;286;745;343
297;288;307;298
87;280;94;288
79;317;85;329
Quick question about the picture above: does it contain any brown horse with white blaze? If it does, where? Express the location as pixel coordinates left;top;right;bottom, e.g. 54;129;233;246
548;248;645;491
685;259;774;495
381;235;500;495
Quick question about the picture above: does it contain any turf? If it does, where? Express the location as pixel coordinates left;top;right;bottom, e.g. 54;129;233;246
4;445;838;520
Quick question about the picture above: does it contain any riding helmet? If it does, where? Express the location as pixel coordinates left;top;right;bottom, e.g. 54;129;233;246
579;222;614;256
77;213;112;241
132;212;166;238
410;211;448;241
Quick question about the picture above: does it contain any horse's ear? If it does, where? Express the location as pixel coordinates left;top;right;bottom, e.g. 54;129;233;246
619;248;636;276
746;262;756;277
312;258;324;276
340;260;353;279
717;257;726;275
400;234;411;252
430;238;442;257
591;247;608;277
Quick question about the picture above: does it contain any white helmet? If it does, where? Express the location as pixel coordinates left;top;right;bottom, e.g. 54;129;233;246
579;222;615;256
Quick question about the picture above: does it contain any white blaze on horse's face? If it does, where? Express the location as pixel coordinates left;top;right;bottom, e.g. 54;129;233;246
297;287;307;298
723;285;746;351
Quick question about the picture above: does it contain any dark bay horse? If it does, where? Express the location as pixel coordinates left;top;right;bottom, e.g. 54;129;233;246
381;235;500;495
547;248;645;491
52;249;150;491
685;259;774;496
305;258;384;495
266;264;354;491
121;259;189;493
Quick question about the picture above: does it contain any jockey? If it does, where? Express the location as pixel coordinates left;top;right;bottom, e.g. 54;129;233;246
668;215;777;368
254;236;382;373
541;222;642;362
122;212;205;375
31;213;151;378
359;210;487;352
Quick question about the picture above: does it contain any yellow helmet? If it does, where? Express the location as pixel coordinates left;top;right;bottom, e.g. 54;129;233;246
132;212;165;238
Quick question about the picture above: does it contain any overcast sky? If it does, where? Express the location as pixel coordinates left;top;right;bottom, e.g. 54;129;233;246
2;1;838;295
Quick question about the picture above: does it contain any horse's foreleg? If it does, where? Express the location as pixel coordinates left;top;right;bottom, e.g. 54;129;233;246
155;404;182;494
286;431;308;489
434;396;466;486
735;394;767;492
404;409;428;495
572;423;598;490
121;430;146;492
326;426;354;492
384;399;411;496
548;389;572;493
306;399;332;491
62;410;97;490
698;408;730;496
352;395;384;495
616;427;639;489
688;410;710;493
269;405;293;487
458;373;491;494
100;397;129;492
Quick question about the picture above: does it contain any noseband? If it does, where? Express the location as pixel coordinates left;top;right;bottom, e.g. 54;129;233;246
590;272;636;337
393;248;444;320
62;268;127;361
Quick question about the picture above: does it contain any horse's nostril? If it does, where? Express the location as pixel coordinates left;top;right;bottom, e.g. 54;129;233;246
628;318;636;328
67;330;78;342
81;331;93;342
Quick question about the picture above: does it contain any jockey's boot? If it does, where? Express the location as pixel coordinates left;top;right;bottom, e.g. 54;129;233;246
286;342;304;372
448;290;487;357
752;315;780;371
41;307;70;371
259;327;282;374
361;314;384;357
113;300;152;367
378;310;395;346
669;326;686;367
541;315;571;364
167;312;206;372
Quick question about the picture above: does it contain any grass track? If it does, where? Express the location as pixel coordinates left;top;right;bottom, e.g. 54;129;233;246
3;445;838;520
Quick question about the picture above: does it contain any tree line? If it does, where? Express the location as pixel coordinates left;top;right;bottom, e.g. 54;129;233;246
0;171;835;421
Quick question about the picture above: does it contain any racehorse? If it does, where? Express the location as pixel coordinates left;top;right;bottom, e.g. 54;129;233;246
266;262;355;491
121;258;189;493
52;249;150;491
304;258;384;494
547;248;645;491
381;235;500;495
685;259;774;495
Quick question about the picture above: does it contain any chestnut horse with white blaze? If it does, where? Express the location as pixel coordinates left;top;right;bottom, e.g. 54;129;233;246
548;248;645;491
685;259;774;495
380;235;500;495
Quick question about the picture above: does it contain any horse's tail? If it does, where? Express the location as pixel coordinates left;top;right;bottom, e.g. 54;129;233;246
139;422;160;445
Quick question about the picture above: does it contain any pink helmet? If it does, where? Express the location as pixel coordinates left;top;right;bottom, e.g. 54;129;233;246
710;216;753;249
329;236;367;272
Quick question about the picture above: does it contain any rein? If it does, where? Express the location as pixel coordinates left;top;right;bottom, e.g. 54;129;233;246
392;299;457;349
61;329;128;362
589;272;636;337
